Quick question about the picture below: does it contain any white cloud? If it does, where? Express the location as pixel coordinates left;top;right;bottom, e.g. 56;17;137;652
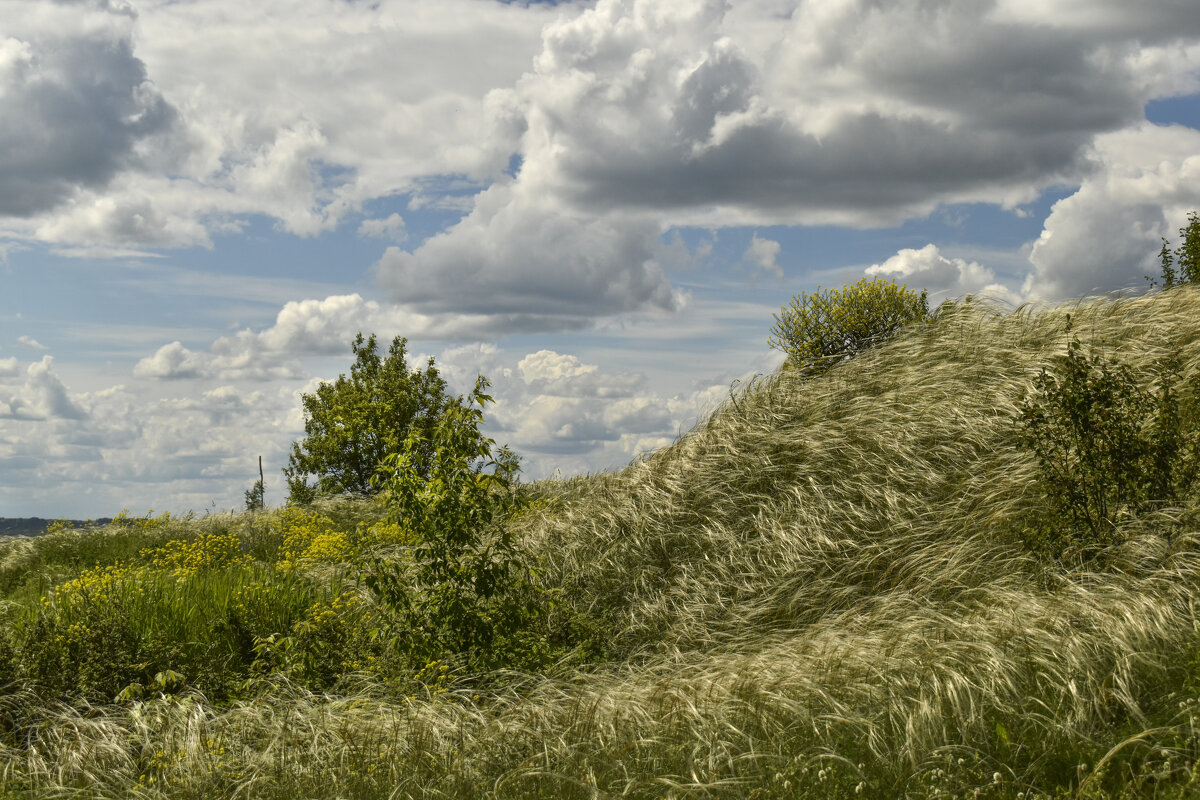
372;0;1200;331
17;335;47;350
501;0;1199;226
866;244;1023;307
0;376;303;517
376;181;685;328
741;233;783;280
134;293;527;381
0;357;19;378
1;0;1197;339
1022;123;1200;301
433;343;736;476
0;356;86;420
357;213;408;241
0;0;563;250
0;338;754;517
133;340;211;380
48;245;165;260
518;351;598;384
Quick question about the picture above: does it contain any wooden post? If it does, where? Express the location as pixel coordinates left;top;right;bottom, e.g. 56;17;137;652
258;456;265;509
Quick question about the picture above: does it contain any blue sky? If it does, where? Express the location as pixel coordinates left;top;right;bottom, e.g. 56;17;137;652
2;0;1200;518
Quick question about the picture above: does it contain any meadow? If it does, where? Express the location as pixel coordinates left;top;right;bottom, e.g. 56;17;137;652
5;286;1200;798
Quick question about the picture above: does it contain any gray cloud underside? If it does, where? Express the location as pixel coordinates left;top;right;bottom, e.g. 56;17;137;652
0;11;175;216
565;113;1088;217
535;1;1172;219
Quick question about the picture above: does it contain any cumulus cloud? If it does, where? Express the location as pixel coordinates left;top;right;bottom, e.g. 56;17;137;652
133;341;210;380
0;357;19;378
371;0;1200;330
0;338;752;517
0;356;86;420
134;294;524;381
0;1;176;218
376;181;684;327
1022;123;1200;301
500;0;1196;226
433;344;731;472
866;244;1023;307
740;234;783;281
357;213;408;241
0;376;304;517
0;0;560;250
3;0;1198;334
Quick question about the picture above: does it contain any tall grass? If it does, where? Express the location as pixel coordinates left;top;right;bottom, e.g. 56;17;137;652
6;288;1200;797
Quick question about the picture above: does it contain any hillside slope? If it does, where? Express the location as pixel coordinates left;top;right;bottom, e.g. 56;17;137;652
495;286;1200;789
7;287;1200;799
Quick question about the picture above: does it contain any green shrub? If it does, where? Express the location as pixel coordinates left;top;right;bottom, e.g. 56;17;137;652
367;377;545;675
1015;318;1200;562
768;276;929;375
1148;210;1200;289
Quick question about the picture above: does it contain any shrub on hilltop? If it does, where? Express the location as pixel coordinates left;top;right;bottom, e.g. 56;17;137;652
768;275;930;376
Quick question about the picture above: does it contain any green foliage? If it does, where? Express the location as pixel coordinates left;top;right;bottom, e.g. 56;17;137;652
12;290;1200;799
367;377;544;673
284;333;453;503
1148;210;1200;289
0;511;407;703
768;276;929;375
244;478;265;511
1015;318;1200;562
1180;210;1200;284
1155;237;1177;289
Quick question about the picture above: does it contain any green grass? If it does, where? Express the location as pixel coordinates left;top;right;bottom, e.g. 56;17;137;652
6;287;1200;797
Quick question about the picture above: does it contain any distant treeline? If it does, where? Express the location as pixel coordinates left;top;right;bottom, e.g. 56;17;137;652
0;518;113;537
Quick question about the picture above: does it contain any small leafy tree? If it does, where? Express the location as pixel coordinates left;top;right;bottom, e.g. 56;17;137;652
366;377;542;673
243;479;265;512
1179;210;1200;284
1015;318;1200;562
769;276;929;376
1147;210;1200;289
285;333;452;503
244;456;265;511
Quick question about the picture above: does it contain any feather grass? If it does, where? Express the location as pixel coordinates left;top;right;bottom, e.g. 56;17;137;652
7;287;1200;797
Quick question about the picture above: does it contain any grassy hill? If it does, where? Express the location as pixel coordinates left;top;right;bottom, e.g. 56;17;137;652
4;287;1200;798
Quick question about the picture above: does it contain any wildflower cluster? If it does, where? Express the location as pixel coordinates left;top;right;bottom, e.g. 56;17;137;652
412;658;452;696
140;530;252;580
50;564;138;612
259;506;411;568
110;509;174;530
264;507;343;567
44;518;76;534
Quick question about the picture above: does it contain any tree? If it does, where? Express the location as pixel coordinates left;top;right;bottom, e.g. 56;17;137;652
367;377;542;672
1148;210;1200;289
768;276;929;376
244;456;265;511
284;333;453;503
1177;210;1200;284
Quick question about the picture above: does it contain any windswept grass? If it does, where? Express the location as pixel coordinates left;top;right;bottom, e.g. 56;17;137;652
6;287;1200;797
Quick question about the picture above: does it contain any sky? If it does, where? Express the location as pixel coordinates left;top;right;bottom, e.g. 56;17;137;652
2;0;1200;519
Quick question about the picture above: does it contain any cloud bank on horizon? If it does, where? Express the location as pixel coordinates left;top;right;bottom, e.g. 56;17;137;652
2;0;1200;517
